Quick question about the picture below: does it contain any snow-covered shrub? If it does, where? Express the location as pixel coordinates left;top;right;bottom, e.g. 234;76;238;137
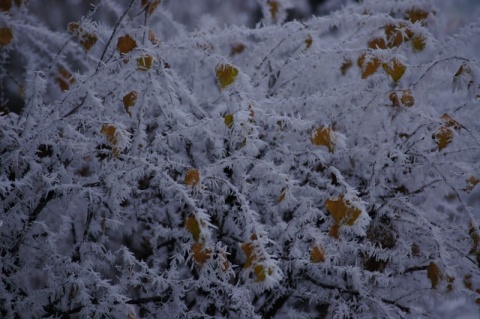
1;0;479;318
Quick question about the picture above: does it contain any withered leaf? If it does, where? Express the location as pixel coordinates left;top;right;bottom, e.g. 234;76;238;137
311;127;335;153
185;168;200;187
117;34;137;54
185;214;201;241
325;195;362;226
123;91;138;117
0;27;13;46
427;262;443;289
383;58;406;82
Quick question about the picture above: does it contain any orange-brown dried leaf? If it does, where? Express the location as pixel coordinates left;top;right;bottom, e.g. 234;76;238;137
56;68;75;91
230;43;246;56
368;37;386;50
411;34;426;52
185;214;201;241
464;176;479;192
325;195;361;226
117;34;137;54
0;27;13;46
216;64;239;89
341;59;352;76
191;242;212;265
405;7;429;24
435;126;453;151
311;127;335;153
241;242;257;268
383;59;406;82
401;89;414;107
411;243;421;256
305;34;313;49
427;262;443;289
0;0;12;11
141;0;160;16
67;22;79;33
358;53;381;79
277;188;286;204
137;55;153;71
329;223;341;239
384;23;412;48
389;91;400;107
185;169;200;187
268;0;279;22
148;29;159;44
468;222;480;254
123;91;138;117
441;114;461;129
80;33;97;52
310;245;325;263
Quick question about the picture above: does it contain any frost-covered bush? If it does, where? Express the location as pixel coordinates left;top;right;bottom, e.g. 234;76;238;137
1;0;480;318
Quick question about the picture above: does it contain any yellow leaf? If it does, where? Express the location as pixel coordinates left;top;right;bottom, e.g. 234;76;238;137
117;34;137;54
383;59;406;82
123;91;138;117
137;55;153;71
384;23;413;48
400;89;414;107
224;114;234;128
310;245;325;263
411;34;426;52
185;168;200;187
101;124;119;157
253;264;272;282
325;195;361;226
185;214;201;241
0;27;13;46
305;34;313;49
311;127;335;153
215;64;238;89
268;0;279;22
427;262;442;289
191;242;212;266
357;53;381;79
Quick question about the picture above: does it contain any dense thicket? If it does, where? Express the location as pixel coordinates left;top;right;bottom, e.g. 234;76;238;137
1;1;479;318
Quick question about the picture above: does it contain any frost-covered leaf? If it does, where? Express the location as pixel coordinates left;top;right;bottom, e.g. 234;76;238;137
325;195;362;226
383;58;406;82
117;34;137;54
216;64;238;89
427;262;443;289
0;27;13;46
